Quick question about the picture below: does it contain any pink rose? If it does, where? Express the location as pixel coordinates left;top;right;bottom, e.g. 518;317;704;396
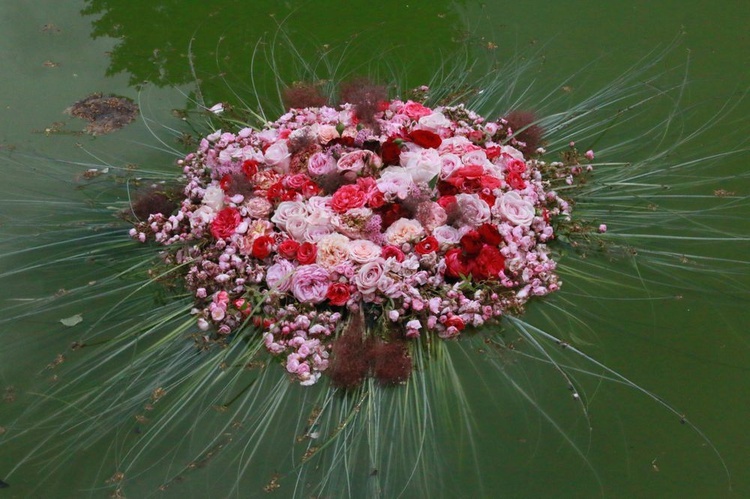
307;151;336;176
354;260;385;295
266;259;295;292
399;101;432;119
337;150;369;174
291;264;330;303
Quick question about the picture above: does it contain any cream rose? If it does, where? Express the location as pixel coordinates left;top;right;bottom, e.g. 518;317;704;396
316;233;351;269
348;239;382;264
385;218;425;246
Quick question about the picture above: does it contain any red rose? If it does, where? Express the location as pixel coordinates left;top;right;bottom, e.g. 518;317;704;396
381;138;402;165
415;236;439;255
210;207;242;239
477;223;502;246
444;248;472;279
301;180;321;198
409;130;442;149
378;202;406;229
330;184;367;213
479;174;501;190
460;230;482;256
485;145;502;160
242;159;259;178
506;158;527;175
326;282;350;306
281;189;299;202
474;245;505;280
436;194;457;209
445;314;465;331
220;174;233;192
381;245;405;262
506;171;526;190
266;181;286;201
437;181;458;197
446;165;484;192
367;189;386;209
277;239;299;260
296;242;317;265
478;190;496;207
251;235;274;259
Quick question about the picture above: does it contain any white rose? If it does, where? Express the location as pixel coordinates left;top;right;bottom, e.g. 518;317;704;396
202;185;225;211
495;191;535;226
190;205;216;229
377;166;414;200
400;148;442;185
270;201;308;231
417;112;451;132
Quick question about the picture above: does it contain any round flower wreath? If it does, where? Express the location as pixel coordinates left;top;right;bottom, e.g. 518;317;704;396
130;90;593;387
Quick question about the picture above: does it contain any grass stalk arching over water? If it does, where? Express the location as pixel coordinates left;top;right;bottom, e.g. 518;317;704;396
0;30;748;498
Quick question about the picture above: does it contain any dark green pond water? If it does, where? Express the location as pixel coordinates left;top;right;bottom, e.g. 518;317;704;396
1;1;749;497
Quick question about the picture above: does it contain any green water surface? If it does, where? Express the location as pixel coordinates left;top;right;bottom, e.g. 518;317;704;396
1;1;748;498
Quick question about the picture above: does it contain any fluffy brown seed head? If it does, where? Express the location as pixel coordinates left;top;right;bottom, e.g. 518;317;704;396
339;77;388;126
283;82;328;110
504;110;544;156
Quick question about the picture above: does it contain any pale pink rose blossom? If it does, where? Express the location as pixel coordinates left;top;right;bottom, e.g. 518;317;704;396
354;260;386;295
495;191;535;226
454;193;491;227
291;264;330;303
266;259;296;292
264;140;291;173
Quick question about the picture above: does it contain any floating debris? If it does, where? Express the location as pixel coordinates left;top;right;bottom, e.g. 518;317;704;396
64;93;138;135
60;313;83;327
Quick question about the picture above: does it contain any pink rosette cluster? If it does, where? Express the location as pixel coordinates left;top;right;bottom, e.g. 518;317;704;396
131;92;590;386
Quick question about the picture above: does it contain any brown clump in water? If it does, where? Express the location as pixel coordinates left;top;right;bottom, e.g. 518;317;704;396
65;93;138;135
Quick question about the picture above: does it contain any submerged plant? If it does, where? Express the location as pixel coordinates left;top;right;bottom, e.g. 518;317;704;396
0;31;748;499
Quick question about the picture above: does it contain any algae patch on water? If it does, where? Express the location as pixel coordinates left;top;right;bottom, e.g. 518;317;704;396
64;93;138;135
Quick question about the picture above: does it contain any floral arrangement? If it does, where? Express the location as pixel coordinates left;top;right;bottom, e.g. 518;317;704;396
129;88;595;388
